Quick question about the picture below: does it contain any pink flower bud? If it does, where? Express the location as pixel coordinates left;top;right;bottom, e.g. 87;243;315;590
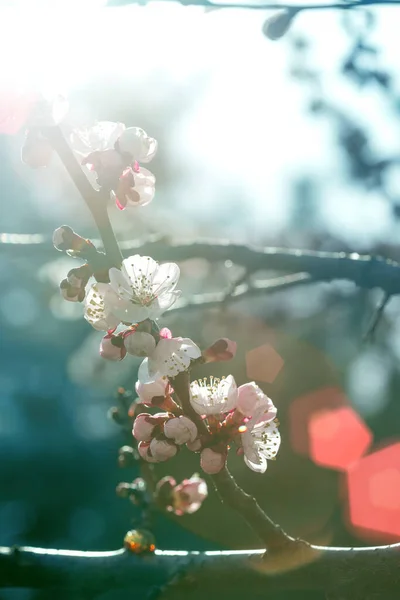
173;475;208;515
124;331;156;357
59;279;85;303
21;130;53;168
262;10;297;41
202;338;237;363
150;438;178;462
186;438;202;452
137;441;159;463
100;335;126;361
164;416;197;445
200;448;226;474
135;377;169;407
133;413;158;442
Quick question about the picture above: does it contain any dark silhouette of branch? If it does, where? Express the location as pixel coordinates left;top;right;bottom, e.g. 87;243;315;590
108;0;400;12
1;541;400;597
2;234;400;295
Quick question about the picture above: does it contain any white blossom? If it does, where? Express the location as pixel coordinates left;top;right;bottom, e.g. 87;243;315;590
138;337;201;383
124;331;156;357
237;382;277;423
190;375;238;416
241;419;281;474
117;127;158;163
107;255;180;324
70;121;126;157
84;283;121;331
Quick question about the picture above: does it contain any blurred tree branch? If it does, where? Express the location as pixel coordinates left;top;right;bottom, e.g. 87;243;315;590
108;0;400;12
1;541;400;597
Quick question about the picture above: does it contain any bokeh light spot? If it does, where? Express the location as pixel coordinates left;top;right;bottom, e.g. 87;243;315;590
246;344;284;383
308;406;372;471
289;387;349;456
347;443;400;540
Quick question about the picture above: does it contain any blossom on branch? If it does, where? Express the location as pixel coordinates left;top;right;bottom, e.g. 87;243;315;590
108;255;181;324
236;382;277;422
135;377;169;407
133;412;171;442
70;122;157;209
116;127;158;163
241;418;281;473
164;416;198;445
150;438;178;461
138;337;201;382
202;338;237;363
200;447;227;474
124;331;157;357
190;375;238;416
84;283;121;331
112;166;156;210
99;334;127;361
156;474;208;515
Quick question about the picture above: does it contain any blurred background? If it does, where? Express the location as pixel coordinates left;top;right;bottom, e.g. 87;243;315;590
1;0;400;598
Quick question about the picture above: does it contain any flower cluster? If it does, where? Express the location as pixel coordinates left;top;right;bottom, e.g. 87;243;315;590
49;115;282;523
70;122;157;210
132;373;280;475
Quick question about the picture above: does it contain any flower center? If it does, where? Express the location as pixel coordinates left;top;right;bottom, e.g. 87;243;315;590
191;377;228;405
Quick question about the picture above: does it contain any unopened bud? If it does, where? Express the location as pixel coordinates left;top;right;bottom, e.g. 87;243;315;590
116;482;131;498
60;279;85;303
200;447;226;474
203;338;237;363
118;445;137;468
262;10;298;41
52;225;87;253
67;264;92;288
100;335;126;361
150;438;178;462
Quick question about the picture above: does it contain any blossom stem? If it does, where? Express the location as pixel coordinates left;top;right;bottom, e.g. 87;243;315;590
211;466;301;551
44;125;123;268
169;371;209;438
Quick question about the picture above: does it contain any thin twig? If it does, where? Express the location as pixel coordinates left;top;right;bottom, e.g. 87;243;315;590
363;292;392;343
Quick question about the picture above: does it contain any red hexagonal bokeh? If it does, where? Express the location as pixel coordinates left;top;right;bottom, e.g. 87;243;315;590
289;387;349;456
347;443;400;540
308;406;373;471
246;343;284;383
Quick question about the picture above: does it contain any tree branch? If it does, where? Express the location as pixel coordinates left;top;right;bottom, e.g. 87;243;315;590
211;466;299;550
109;0;400;13
2;235;399;296
1;542;400;597
44;126;123;268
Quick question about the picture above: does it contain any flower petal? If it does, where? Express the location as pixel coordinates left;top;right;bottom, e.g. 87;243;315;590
84;283;120;331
